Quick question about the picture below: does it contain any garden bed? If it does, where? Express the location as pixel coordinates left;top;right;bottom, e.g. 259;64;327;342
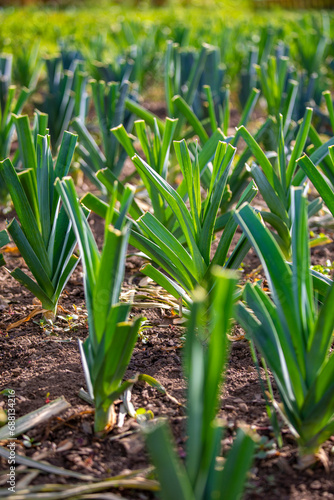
1;209;334;499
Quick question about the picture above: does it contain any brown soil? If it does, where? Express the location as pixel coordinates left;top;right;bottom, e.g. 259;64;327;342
0;207;334;500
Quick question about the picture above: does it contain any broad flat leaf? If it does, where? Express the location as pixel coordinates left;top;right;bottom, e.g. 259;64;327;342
138;211;199;281
132;154;206;277
213;428;255;500
7;218;54;296
10;267;55;310
0;158;50;275
173;95;208;143
0;230;9;247
298;154;334;217
234;203;301;344
144;420;195;500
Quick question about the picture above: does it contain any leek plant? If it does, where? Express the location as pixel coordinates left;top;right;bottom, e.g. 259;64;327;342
173;85;260;207
236;108;334;257
112;117;177;223
165;41;211;134
126;42;215;140
114;90;259;215
122;84;261;215
128;140;257;304
84;117;227;227
168;44;226;128
235;188;334;461
144;268;255;500
0;53;30;163
80;139;257;305
171;84;259;146
72;79;135;185
36;55;87;152
12;43;42;90
0;117;81;320
91;57;135;86
56;177;143;435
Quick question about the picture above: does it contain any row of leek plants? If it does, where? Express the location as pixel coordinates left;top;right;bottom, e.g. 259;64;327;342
1;102;334;494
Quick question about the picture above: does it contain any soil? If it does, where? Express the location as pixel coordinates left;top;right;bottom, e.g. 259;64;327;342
1;204;334;499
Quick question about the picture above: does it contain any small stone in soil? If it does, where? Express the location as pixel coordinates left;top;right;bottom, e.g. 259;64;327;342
310;480;322;490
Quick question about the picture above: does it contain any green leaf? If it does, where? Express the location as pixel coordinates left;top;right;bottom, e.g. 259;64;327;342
234;203;304;371
291;188;314;364
0;230;10;248
237;125;279;190
144;420;195;500
130;228;194;291
0;158;50;274
10;267;54;310
138;212;199;282
200;143;235;264
13;114;37;172
204;268;238;434
52;131;77;217
7;218;54;297
53;254;79;304
132;154;206;277
96;168;143;220
56;177;100;320
125;98;165;134
250;163;290;227
213;428;255;500
174;139;201;236
81;192;108;219
71;118;106;172
172;95;209;143
297;154;334;217
140;263;192;305
36;134;51;246
203;85;217;133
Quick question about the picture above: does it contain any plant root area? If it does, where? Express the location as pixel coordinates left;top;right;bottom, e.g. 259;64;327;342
1;211;334;499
